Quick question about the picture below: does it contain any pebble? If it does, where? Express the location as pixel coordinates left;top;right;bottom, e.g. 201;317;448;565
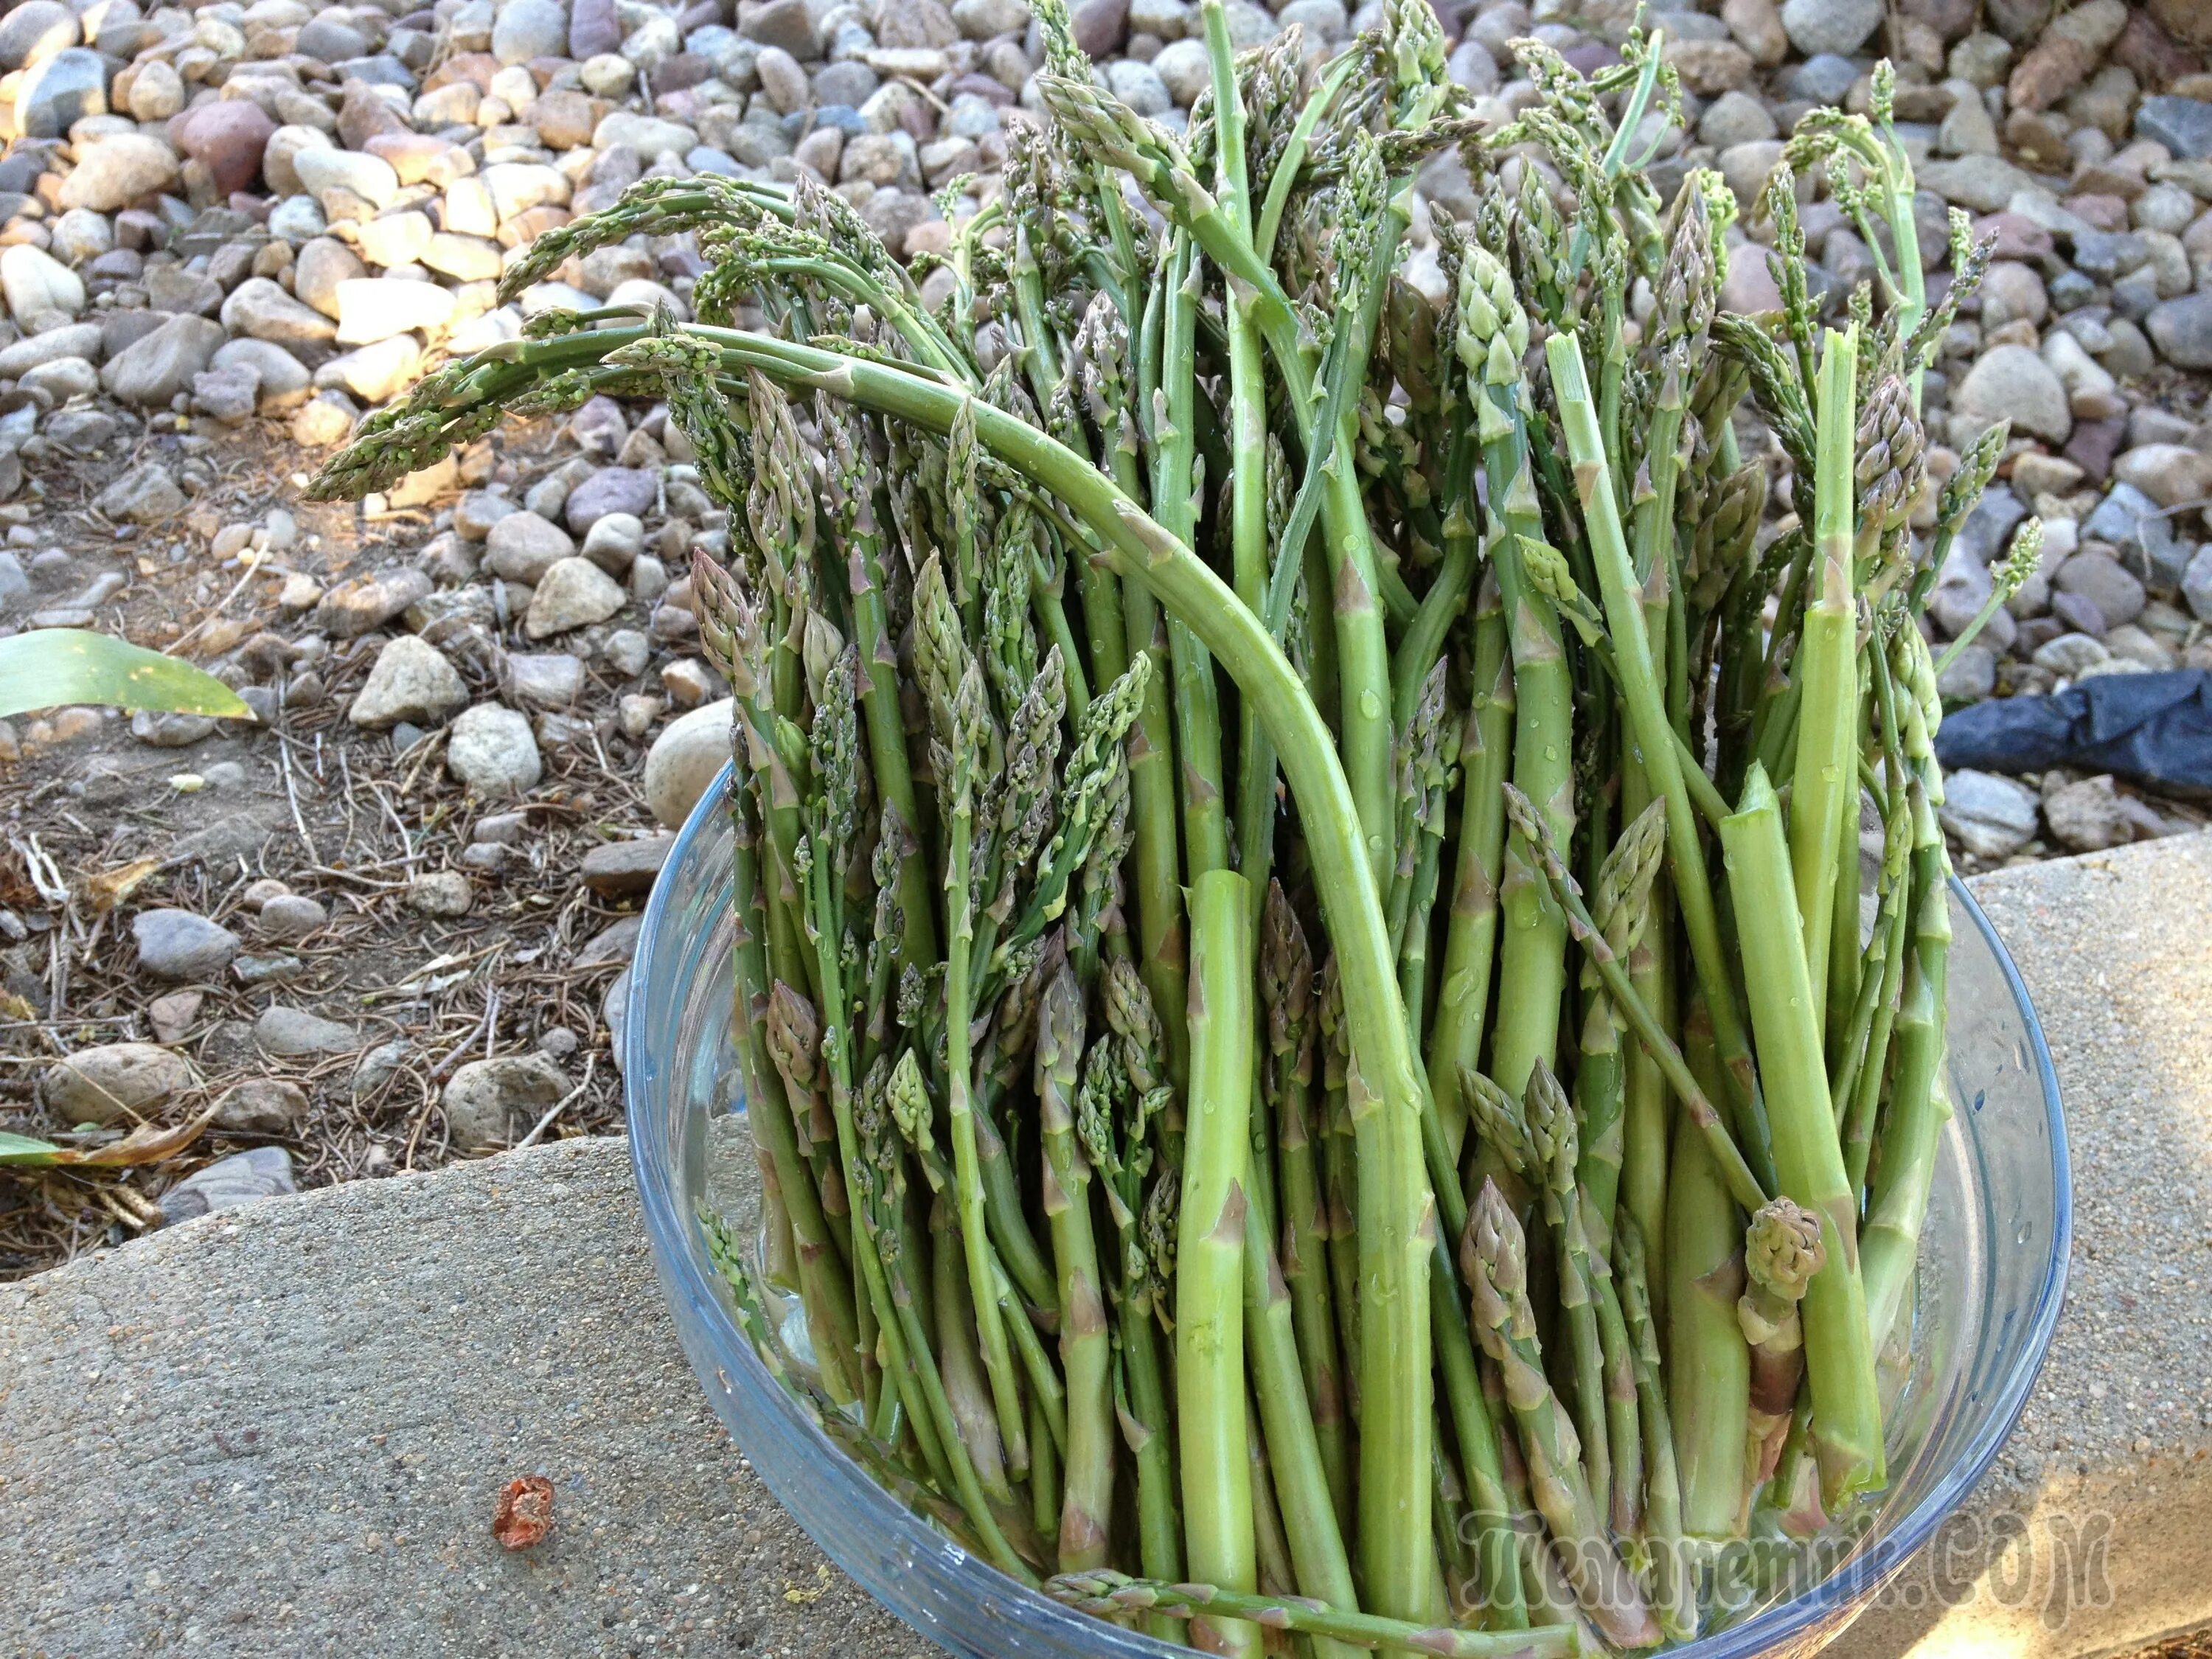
446;703;543;795
40;1043;198;1129
641;697;733;828
1938;769;2042;858
100;316;225;408
2043;773;2133;852
580;512;644;574
2146;295;2212;371
487;511;576;583
579;833;677;896
564;467;658;534
526;557;627;638
406;871;475;917
1955;344;2073;442
444;1054;570;1150
2054;549;2147;627
316;568;433;639
94;463;184;525
133;910;240;982
254;1006;358;1057
257;895;328;941
214;1079;312;1134
159;1146;296;1224
509;652;585;707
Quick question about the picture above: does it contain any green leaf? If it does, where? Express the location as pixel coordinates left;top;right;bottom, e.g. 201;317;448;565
0;630;254;720
0;1131;61;1168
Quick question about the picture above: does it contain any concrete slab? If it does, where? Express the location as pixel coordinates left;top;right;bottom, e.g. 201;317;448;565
4;835;2211;1659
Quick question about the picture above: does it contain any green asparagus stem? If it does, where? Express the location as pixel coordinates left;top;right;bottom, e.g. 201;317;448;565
1546;332;1777;1197
1427;571;1512;1162
1667;995;1750;1540
1263;885;1354;1532
1179;869;1261;1657
1717;765;1885;1506
1046;1571;1583;1657
1615;1217;1697;1644
1466;254;1574;1100
1500;784;1769;1216
1739;1197;1826;1503
1790;329;1859;1020
1036;953;1116;1568
1461;1180;1660;1649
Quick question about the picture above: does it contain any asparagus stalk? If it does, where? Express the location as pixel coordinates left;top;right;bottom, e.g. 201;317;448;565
1668;995;1750;1540
1262;884;1353;1530
1718;765;1885;1506
1789;328;1859;1020
1739;1197;1826;1500
1046;1571;1582;1658
1461;1180;1660;1649
1178;870;1260;1656
1036;953;1116;1568
1427;570;1513;1161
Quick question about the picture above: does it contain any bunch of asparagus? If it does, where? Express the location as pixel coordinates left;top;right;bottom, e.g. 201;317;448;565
314;2;2028;1647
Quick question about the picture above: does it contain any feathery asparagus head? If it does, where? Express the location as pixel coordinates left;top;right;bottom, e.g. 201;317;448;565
884;1047;942;1173
1260;880;1314;1062
766;981;821;1088
1033;948;1087;1108
1613;1212;1662;1366
1591;796;1669;961
1076;1039;1126;1196
1523;1059;1577;1200
692;549;769;703
1854;370;1924;535
745;370;817;602
1745;1197;1827;1302
1462;1067;1530;1177
1938;420;2010;544
1104;953;1169;1096
1037;69;1217;229
1461;1176;1534;1346
1993;517;2045;605
1141;1162;1180;1312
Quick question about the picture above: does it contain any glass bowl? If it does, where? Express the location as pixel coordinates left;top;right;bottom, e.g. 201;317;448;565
626;765;2071;1659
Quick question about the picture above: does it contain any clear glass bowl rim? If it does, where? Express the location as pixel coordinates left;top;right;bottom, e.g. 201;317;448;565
626;762;2073;1657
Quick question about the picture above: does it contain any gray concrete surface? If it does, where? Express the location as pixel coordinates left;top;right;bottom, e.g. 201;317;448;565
5;836;2212;1659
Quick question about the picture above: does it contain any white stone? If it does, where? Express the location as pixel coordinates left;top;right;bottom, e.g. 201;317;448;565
445;703;542;794
0;243;83;322
643;697;734;828
293;147;400;211
56;133;179;212
525;557;627;638
334;278;457;344
349;636;469;728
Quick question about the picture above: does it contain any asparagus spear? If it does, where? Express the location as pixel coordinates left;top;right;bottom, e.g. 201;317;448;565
1739;1197;1826;1500
1461;1180;1660;1649
1179;870;1260;1656
1718;765;1886;1506
1046;1571;1583;1658
1035;950;1116;1568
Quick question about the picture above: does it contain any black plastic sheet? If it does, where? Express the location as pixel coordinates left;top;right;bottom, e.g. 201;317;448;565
1935;670;2212;795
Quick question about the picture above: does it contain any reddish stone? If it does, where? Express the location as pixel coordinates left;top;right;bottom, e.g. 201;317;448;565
1972;212;2056;262
170;100;276;196
2063;192;2129;232
2064;416;2126;484
336;80;410;149
1070;0;1126;59
2113;7;2203;91
424;51;499;92
652;52;711;91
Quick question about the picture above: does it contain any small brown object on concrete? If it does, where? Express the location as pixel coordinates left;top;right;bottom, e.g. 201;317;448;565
493;1475;555;1549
